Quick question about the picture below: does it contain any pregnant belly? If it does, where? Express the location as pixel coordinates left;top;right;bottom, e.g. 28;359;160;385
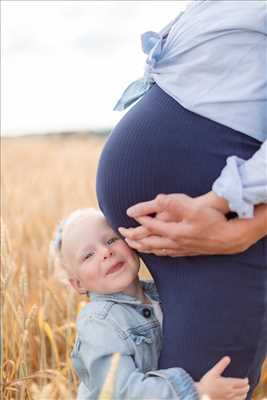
97;84;260;230
96;84;266;390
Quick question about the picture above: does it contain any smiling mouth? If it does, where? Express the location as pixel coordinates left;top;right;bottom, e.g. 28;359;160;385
106;262;125;275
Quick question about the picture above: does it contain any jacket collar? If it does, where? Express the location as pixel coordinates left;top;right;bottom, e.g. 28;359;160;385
89;280;160;305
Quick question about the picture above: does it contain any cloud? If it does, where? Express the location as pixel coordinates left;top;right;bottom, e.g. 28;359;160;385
60;5;91;19
2;0;188;135
4;31;50;55
59;2;140;22
74;30;134;55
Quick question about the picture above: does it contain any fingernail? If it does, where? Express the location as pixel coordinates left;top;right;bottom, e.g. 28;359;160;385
126;238;139;248
118;228;127;238
127;207;135;217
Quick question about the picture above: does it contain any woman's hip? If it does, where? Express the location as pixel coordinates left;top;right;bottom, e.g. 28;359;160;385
142;251;267;393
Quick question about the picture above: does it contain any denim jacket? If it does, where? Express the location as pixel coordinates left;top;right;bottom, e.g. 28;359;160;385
71;280;199;400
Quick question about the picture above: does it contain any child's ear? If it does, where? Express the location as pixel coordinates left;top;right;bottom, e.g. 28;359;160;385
69;278;86;294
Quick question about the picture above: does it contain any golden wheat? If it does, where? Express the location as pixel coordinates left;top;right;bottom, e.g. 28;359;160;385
1;136;266;399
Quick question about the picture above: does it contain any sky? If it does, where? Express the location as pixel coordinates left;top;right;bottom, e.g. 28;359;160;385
1;0;189;136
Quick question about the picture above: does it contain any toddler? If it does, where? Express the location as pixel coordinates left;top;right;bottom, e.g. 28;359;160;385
51;208;249;400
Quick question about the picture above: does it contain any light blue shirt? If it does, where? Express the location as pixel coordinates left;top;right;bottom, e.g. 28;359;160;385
114;0;267;218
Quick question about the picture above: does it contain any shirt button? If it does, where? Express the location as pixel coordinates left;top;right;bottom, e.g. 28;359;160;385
142;308;151;318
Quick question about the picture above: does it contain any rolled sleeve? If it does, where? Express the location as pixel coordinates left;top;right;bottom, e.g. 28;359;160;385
212;140;267;218
146;367;199;400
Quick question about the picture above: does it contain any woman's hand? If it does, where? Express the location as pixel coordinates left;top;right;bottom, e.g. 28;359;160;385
118;192;267;256
196;356;249;400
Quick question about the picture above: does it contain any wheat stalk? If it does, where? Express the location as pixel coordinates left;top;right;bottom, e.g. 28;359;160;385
98;353;121;400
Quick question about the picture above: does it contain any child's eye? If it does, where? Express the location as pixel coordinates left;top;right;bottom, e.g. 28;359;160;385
84;252;94;260
106;237;120;245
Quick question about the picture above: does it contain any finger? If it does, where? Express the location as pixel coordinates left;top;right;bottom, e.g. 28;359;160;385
232;391;249;400
136;216;190;239
124;239;142;251
133;235;178;251
233;397;247;400
231;397;244;400
136;216;176;237
124;234;205;256
156;252;200;257
124;241;164;255
124;239;162;254
232;384;250;397
125;236;177;252
156;211;174;222
144;249;170;256
209;356;231;377
143;248;200;257
124;237;180;256
170;251;201;257
118;225;150;240
127;198;161;217
166;194;193;219
127;193;194;219
225;378;249;388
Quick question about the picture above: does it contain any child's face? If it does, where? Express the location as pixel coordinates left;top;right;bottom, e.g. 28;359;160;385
62;213;140;294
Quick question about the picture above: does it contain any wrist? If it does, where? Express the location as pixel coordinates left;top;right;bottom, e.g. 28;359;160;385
196;191;230;214
195;381;206;399
247;203;267;240
225;204;267;253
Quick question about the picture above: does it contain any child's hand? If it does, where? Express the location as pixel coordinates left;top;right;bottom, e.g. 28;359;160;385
195;356;249;400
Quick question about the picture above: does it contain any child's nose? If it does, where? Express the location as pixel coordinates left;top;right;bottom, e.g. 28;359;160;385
102;246;113;260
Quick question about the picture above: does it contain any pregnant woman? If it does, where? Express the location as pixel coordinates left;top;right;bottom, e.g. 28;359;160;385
96;1;267;398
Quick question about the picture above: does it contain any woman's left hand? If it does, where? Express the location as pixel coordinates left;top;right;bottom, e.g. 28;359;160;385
118;192;267;257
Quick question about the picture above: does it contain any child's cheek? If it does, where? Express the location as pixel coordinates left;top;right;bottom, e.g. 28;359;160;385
123;245;138;263
82;263;94;280
118;242;133;258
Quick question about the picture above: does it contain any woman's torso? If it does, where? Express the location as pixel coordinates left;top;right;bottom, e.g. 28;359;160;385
96;84;267;396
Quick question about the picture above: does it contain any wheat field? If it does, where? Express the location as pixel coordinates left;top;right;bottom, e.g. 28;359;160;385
1;136;266;399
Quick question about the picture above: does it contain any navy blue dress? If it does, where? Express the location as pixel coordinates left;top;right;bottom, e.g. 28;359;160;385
96;84;267;398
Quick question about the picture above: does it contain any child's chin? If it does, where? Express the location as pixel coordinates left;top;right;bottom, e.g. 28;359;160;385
110;281;130;293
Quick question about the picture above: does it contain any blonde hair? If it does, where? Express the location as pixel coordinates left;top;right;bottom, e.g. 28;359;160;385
49;208;104;284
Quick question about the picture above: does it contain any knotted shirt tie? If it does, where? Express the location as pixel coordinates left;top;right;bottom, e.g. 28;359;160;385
113;30;169;111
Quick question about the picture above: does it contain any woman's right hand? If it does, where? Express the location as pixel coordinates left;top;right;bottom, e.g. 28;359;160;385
195;356;249;400
119;193;267;257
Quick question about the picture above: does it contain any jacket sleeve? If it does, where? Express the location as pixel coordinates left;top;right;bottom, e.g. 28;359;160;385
74;317;199;400
212;140;267;218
